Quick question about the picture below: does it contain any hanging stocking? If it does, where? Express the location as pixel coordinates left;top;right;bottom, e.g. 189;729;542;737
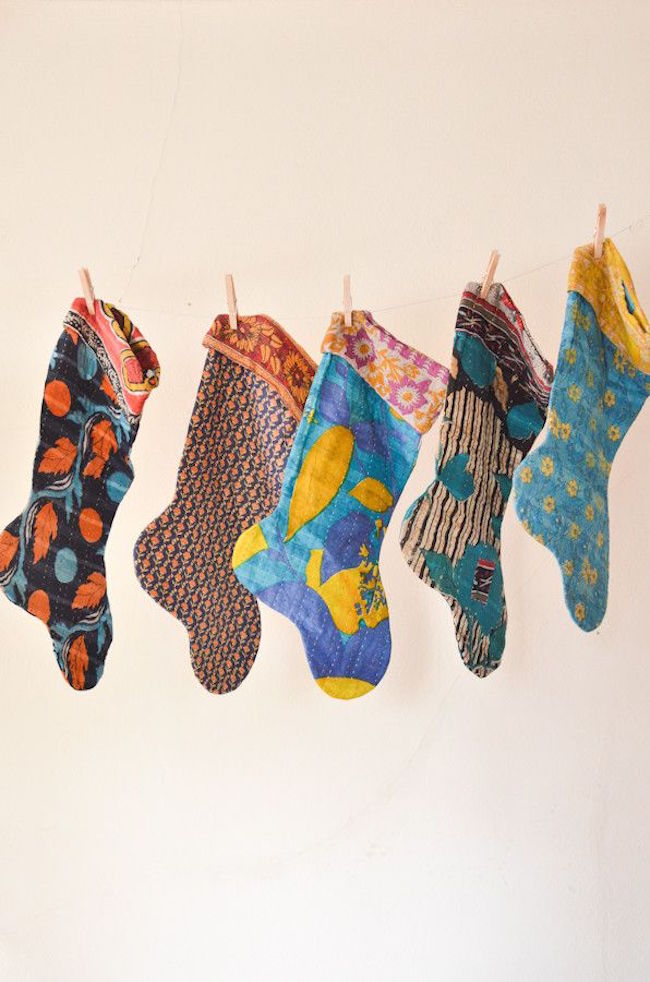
513;239;649;630
134;315;315;692
0;299;160;689
400;284;553;676
232;311;448;699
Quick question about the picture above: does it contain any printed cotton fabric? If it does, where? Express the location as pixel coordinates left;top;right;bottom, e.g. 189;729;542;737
513;239;650;630
233;311;448;699
400;284;553;675
0;299;160;689
133;314;316;693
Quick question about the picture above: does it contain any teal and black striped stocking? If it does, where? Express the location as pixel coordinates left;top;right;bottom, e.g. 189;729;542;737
400;284;553;676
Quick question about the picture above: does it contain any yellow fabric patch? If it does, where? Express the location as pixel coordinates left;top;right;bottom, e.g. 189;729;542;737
305;549;388;635
232;524;268;569
568;238;650;372
348;477;394;512
316;677;375;699
285;425;354;541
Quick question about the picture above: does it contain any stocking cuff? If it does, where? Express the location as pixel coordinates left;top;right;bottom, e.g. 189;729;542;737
322;311;449;434
568;238;650;373
461;284;554;408
65;299;160;422
204;314;317;421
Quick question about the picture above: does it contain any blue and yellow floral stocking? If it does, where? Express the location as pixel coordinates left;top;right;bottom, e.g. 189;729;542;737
400;284;553;676
0;299;159;689
232;311;449;699
513;239;650;631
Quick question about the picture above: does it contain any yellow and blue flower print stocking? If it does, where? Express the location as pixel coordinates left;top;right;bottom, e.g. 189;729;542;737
400;285;553;676
513;239;650;631
232;311;449;699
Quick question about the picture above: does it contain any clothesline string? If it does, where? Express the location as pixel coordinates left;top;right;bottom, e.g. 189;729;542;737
124;213;650;326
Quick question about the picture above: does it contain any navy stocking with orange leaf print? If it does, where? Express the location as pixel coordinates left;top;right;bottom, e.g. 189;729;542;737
0;299;159;689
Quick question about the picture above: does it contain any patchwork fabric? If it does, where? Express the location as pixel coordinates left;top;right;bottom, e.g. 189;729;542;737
133;315;315;693
321;313;448;432
513;239;650;631
400;284;553;676
232;311;448;700
0;299;159;690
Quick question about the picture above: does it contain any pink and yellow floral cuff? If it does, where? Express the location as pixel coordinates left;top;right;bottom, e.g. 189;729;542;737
322;311;449;434
204;314;317;421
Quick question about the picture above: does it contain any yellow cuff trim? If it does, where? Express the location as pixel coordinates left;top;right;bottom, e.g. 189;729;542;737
568;238;650;372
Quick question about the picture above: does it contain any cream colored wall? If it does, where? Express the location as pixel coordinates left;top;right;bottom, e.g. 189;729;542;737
0;2;649;980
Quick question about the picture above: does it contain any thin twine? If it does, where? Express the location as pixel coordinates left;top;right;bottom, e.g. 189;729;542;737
125;213;650;326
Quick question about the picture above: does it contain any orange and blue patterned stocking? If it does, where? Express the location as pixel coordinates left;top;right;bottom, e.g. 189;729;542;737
232;311;448;699
133;315;315;693
0;299;159;689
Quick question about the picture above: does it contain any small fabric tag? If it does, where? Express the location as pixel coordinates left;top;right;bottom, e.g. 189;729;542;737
471;558;496;605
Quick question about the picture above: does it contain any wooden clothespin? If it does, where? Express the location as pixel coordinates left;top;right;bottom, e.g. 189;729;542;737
343;274;352;327
593;203;606;260
225;273;238;331
480;250;500;299
78;267;95;317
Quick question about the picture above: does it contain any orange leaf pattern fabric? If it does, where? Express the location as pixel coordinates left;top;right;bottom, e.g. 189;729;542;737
100;375;118;404
33;502;58;563
0;299;159;689
82;456;107;479
72;572;106;609
38;437;77;475
0;530;18;572
67;635;89;691
90;420;118;460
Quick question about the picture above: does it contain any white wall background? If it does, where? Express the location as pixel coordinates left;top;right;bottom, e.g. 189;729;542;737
0;2;649;979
